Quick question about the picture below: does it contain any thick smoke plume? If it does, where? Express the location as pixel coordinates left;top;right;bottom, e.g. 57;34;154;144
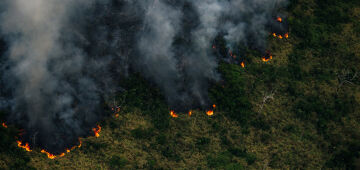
0;0;288;153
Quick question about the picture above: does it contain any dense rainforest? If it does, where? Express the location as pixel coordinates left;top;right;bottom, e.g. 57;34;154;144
1;0;360;169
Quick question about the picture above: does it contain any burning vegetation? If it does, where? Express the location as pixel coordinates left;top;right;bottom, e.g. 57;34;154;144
92;125;101;138
262;51;273;62
17;141;32;152
206;110;214;116
13;122;86;159
2;122;7;128
40;139;82;159
170;110;178;118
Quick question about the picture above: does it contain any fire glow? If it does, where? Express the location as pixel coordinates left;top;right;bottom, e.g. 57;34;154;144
262;55;272;62
206;110;214;116
2;122;7;128
41;139;82;159
17;141;32;152
206;104;216;116
170;110;178;118
272;32;289;39
41;150;57;159
240;62;245;68
277;17;282;22
92;125;101;138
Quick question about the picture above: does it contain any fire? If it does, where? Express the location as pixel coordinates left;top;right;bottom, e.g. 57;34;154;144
17;141;32;152
2;122;7;128
213;104;216;108
170;110;178;118
240;62;245;68
41;150;56;159
277;17;282;22
206;110;214;116
272;33;288;39
41;138;82;159
92;125;101;138
78;139;82;148
188;110;192;116
262;55;272;62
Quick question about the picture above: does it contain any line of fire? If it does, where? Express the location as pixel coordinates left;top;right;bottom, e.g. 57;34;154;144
1;120;101;159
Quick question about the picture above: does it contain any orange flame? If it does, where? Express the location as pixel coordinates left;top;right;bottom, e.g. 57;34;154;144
188;110;192;116
262;57;269;62
272;33;288;39
240;62;245;68
41;138;81;159
92;125;101;138
2;122;7;128
206;110;214;116
41;150;56;159
213;104;216;108
170;110;178;118
262;55;272;62
17;141;32;152
277;17;282;22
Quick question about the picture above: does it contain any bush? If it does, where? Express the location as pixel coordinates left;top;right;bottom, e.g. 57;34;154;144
228;147;257;165
131;127;154;140
210;63;254;125
109;155;128;169
207;152;232;168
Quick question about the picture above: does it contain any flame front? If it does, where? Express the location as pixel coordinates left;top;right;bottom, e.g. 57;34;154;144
206;110;214;116
41;150;56;159
262;55;272;62
17;141;32;152
277;17;282;22
272;33;288;39
170;110;178;118
40;138;82;159
92;125;101;138
188;111;192;116
2;122;7;128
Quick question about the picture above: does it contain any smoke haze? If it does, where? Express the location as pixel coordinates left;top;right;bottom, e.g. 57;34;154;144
0;0;288;153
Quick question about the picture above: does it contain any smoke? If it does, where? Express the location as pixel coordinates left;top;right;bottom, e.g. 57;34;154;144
0;0;108;153
0;0;288;153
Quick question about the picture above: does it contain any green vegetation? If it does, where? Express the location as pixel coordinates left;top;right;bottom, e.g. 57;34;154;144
0;0;360;169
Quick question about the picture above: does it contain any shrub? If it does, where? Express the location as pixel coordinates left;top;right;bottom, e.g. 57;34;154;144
109;155;128;169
